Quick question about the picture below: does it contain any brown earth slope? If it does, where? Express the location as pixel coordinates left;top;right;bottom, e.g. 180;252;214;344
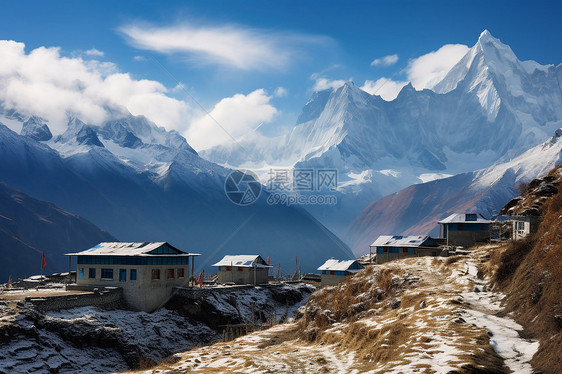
488;165;562;374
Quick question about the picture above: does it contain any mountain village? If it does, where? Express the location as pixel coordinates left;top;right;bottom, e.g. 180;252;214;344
0;10;562;374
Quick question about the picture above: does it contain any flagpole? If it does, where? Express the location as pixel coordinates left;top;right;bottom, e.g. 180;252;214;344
39;254;42;290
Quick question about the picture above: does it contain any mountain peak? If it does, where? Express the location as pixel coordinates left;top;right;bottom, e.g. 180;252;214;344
21;116;52;141
475;29;510;53
478;29;493;41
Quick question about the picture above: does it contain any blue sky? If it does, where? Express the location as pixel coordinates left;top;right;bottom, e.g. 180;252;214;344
1;0;561;149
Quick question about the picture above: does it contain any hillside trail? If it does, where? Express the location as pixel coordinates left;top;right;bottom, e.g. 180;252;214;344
130;245;538;374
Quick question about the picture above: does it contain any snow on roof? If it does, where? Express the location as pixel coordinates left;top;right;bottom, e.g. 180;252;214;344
212;255;272;268
65;242;201;257
438;213;491;224
317;259;362;272
370;235;435;248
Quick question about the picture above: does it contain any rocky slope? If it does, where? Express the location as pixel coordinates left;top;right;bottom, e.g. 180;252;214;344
0;283;313;373
134;246;540;373
486;165;562;374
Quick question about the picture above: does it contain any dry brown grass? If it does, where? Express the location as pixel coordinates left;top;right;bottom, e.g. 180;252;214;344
298;266;408;342
445;255;463;265
490;181;562;374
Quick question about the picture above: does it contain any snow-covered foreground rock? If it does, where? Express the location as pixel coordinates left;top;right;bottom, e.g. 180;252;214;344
0;283;314;373
136;246;539;373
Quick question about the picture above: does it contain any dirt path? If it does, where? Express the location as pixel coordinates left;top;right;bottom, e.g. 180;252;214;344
130;246;538;373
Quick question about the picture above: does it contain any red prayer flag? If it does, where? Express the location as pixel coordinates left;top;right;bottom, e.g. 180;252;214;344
198;271;203;289
295;256;297;266
41;252;47;271
267;256;270;265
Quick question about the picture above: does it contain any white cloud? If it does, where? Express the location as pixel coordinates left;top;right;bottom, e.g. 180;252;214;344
274;87;288;97
0;40;192;134
84;48;104;57
360;43;469;101
361;78;408;101
119;22;330;71
370;54;399;67
313;77;348;92
405;44;469;90
185;89;277;151
133;55;147;62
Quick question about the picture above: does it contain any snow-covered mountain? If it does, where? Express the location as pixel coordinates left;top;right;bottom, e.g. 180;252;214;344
0;110;353;273
202;30;562;238
345;128;562;255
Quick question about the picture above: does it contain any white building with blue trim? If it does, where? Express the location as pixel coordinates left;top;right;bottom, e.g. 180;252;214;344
66;242;200;312
317;259;364;285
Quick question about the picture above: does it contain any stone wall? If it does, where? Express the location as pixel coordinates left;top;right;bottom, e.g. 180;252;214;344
25;287;123;312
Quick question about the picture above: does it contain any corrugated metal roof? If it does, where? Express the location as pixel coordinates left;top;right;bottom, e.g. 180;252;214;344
317;259;362;272
65;242;200;257
438;213;491;224
370;235;435;248
212;255;271;268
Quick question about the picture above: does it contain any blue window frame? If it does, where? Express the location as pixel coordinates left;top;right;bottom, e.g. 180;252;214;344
130;269;137;280
119;269;126;282
79;268;84;278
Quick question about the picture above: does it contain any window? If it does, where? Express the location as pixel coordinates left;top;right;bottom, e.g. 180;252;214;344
457;223;465;231
89;268;96;279
130;269;137;281
101;269;113;280
403;248;408;253
152;269;160;280
167;269;174;279
177;268;185;278
119;269;126;282
466;213;477;221
330;270;335;275
79;268;84;279
225;266;232;271
238;267;243;271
